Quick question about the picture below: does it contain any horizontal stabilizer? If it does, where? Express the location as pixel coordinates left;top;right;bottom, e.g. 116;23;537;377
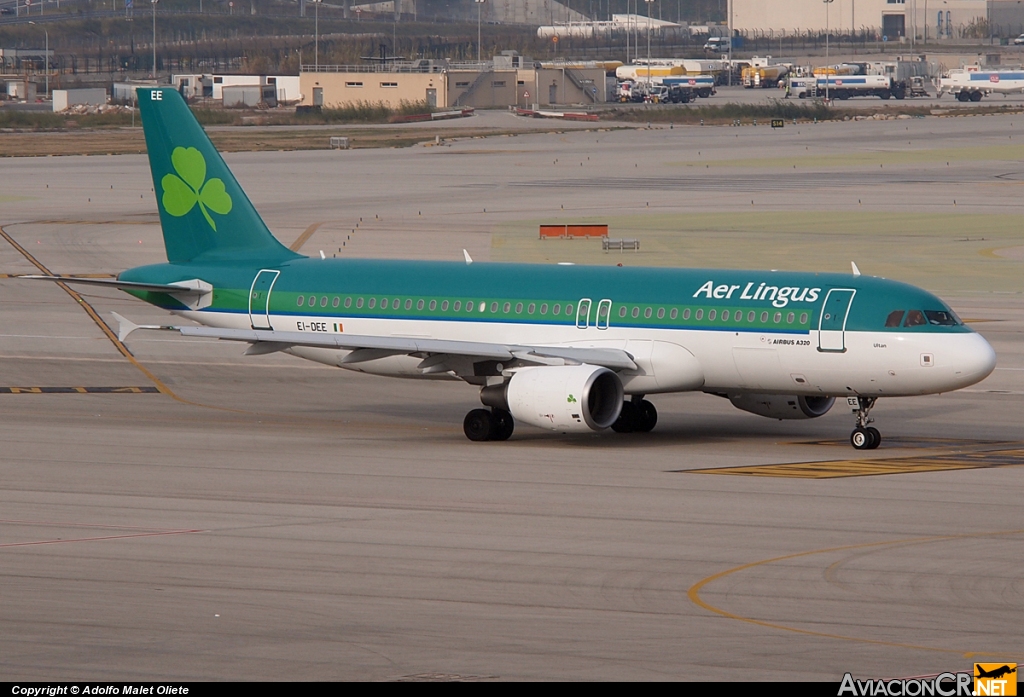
22;275;212;295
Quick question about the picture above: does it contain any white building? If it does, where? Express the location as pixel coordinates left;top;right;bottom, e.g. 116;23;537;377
730;0;988;40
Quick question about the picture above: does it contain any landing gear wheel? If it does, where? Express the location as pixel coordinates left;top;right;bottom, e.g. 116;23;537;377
490;408;515;441
464;408;494;442
849;396;880;450
634;400;658;433
851;428;872;450
611;400;637;433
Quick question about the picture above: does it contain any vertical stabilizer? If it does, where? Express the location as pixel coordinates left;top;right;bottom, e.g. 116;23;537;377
137;87;300;264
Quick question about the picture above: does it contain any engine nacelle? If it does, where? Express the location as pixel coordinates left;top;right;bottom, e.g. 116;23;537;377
728;394;835;420
483;365;624;433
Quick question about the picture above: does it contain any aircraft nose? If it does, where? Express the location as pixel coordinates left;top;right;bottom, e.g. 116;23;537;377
954;332;997;386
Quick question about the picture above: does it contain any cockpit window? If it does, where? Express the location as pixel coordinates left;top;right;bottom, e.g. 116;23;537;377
885;310;905;327
904;310;927;327
924;310;960;326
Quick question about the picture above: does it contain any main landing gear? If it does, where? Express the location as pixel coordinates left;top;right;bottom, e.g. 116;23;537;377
464;408;514;442
611;396;658;433
850;396;881;450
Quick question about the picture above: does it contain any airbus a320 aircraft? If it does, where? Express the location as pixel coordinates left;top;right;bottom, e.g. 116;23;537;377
29;88;996;448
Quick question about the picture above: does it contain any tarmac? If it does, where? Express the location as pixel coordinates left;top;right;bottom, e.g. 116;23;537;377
1;111;1022;681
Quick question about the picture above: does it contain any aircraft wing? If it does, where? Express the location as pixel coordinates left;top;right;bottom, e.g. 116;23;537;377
112;314;638;372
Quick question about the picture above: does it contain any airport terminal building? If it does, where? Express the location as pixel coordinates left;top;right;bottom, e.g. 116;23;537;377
731;0;994;39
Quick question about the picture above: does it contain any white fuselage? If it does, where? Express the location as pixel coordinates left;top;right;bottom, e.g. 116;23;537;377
179;309;996;399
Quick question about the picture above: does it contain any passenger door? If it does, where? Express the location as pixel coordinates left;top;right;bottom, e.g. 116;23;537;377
818;289;856;352
249;269;280;330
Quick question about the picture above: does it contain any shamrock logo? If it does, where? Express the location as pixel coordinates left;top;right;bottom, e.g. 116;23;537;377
161;146;232;231
566;394;577;404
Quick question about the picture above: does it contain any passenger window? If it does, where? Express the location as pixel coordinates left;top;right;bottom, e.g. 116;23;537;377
799;312;808;324
393;299;401;310
320;297;328;308
904;310;926;327
465;301;473;312
670;308;678;320
885;310;905;327
748;311;755;322
356;297;364;308
682;308;691;320
308;295;316;306
528;303;535;314
515;302;523;314
760;311;768;323
429;300;436;311
774;312;782;323
540;304;548;315
503;302;511;313
368;298;376;309
553;304;561;315
657;308;665;319
696;309;704;320
344;297;352;308
631;307;639;318
565;304;573;315
721;310;729;321
380;298;387;308
490;302;498;313
708;309;717;321
332;297;340;308
297;296;304;307
405;299;412;310
619;306;627;318
644;307;652;319
734;310;741;322
417;299;424;310
786;312;794;324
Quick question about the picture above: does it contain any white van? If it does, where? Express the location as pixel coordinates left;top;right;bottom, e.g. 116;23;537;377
703;37;731;53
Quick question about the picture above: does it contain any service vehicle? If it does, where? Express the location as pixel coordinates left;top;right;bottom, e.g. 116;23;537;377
936;68;1024;101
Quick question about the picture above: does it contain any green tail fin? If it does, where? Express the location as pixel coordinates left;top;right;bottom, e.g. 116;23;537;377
137;87;300;264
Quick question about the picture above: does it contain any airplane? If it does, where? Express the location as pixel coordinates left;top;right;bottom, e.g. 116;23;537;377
27;87;997;448
976;665;1017;680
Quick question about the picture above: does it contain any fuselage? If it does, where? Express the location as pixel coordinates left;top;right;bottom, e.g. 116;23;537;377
119;257;996;399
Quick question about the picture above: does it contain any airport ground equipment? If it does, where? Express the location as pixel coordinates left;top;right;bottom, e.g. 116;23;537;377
936;68;1024;102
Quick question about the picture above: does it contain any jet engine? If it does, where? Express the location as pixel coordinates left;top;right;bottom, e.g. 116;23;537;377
728;394;835;420
481;365;624;432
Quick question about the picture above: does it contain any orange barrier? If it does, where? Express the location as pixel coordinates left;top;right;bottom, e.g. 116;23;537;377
539;224;609;239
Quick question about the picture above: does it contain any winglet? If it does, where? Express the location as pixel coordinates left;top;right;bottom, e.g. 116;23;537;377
851;261;861;277
463;249;473;265
111;312;174;342
111;312;141;342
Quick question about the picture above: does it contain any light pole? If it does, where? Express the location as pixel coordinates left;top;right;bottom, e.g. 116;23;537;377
151;0;158;80
645;0;653;89
314;0;319;70
475;0;485;63
824;0;833;102
28;21;47;99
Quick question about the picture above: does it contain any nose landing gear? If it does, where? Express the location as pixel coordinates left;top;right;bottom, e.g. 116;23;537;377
850;396;880;450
